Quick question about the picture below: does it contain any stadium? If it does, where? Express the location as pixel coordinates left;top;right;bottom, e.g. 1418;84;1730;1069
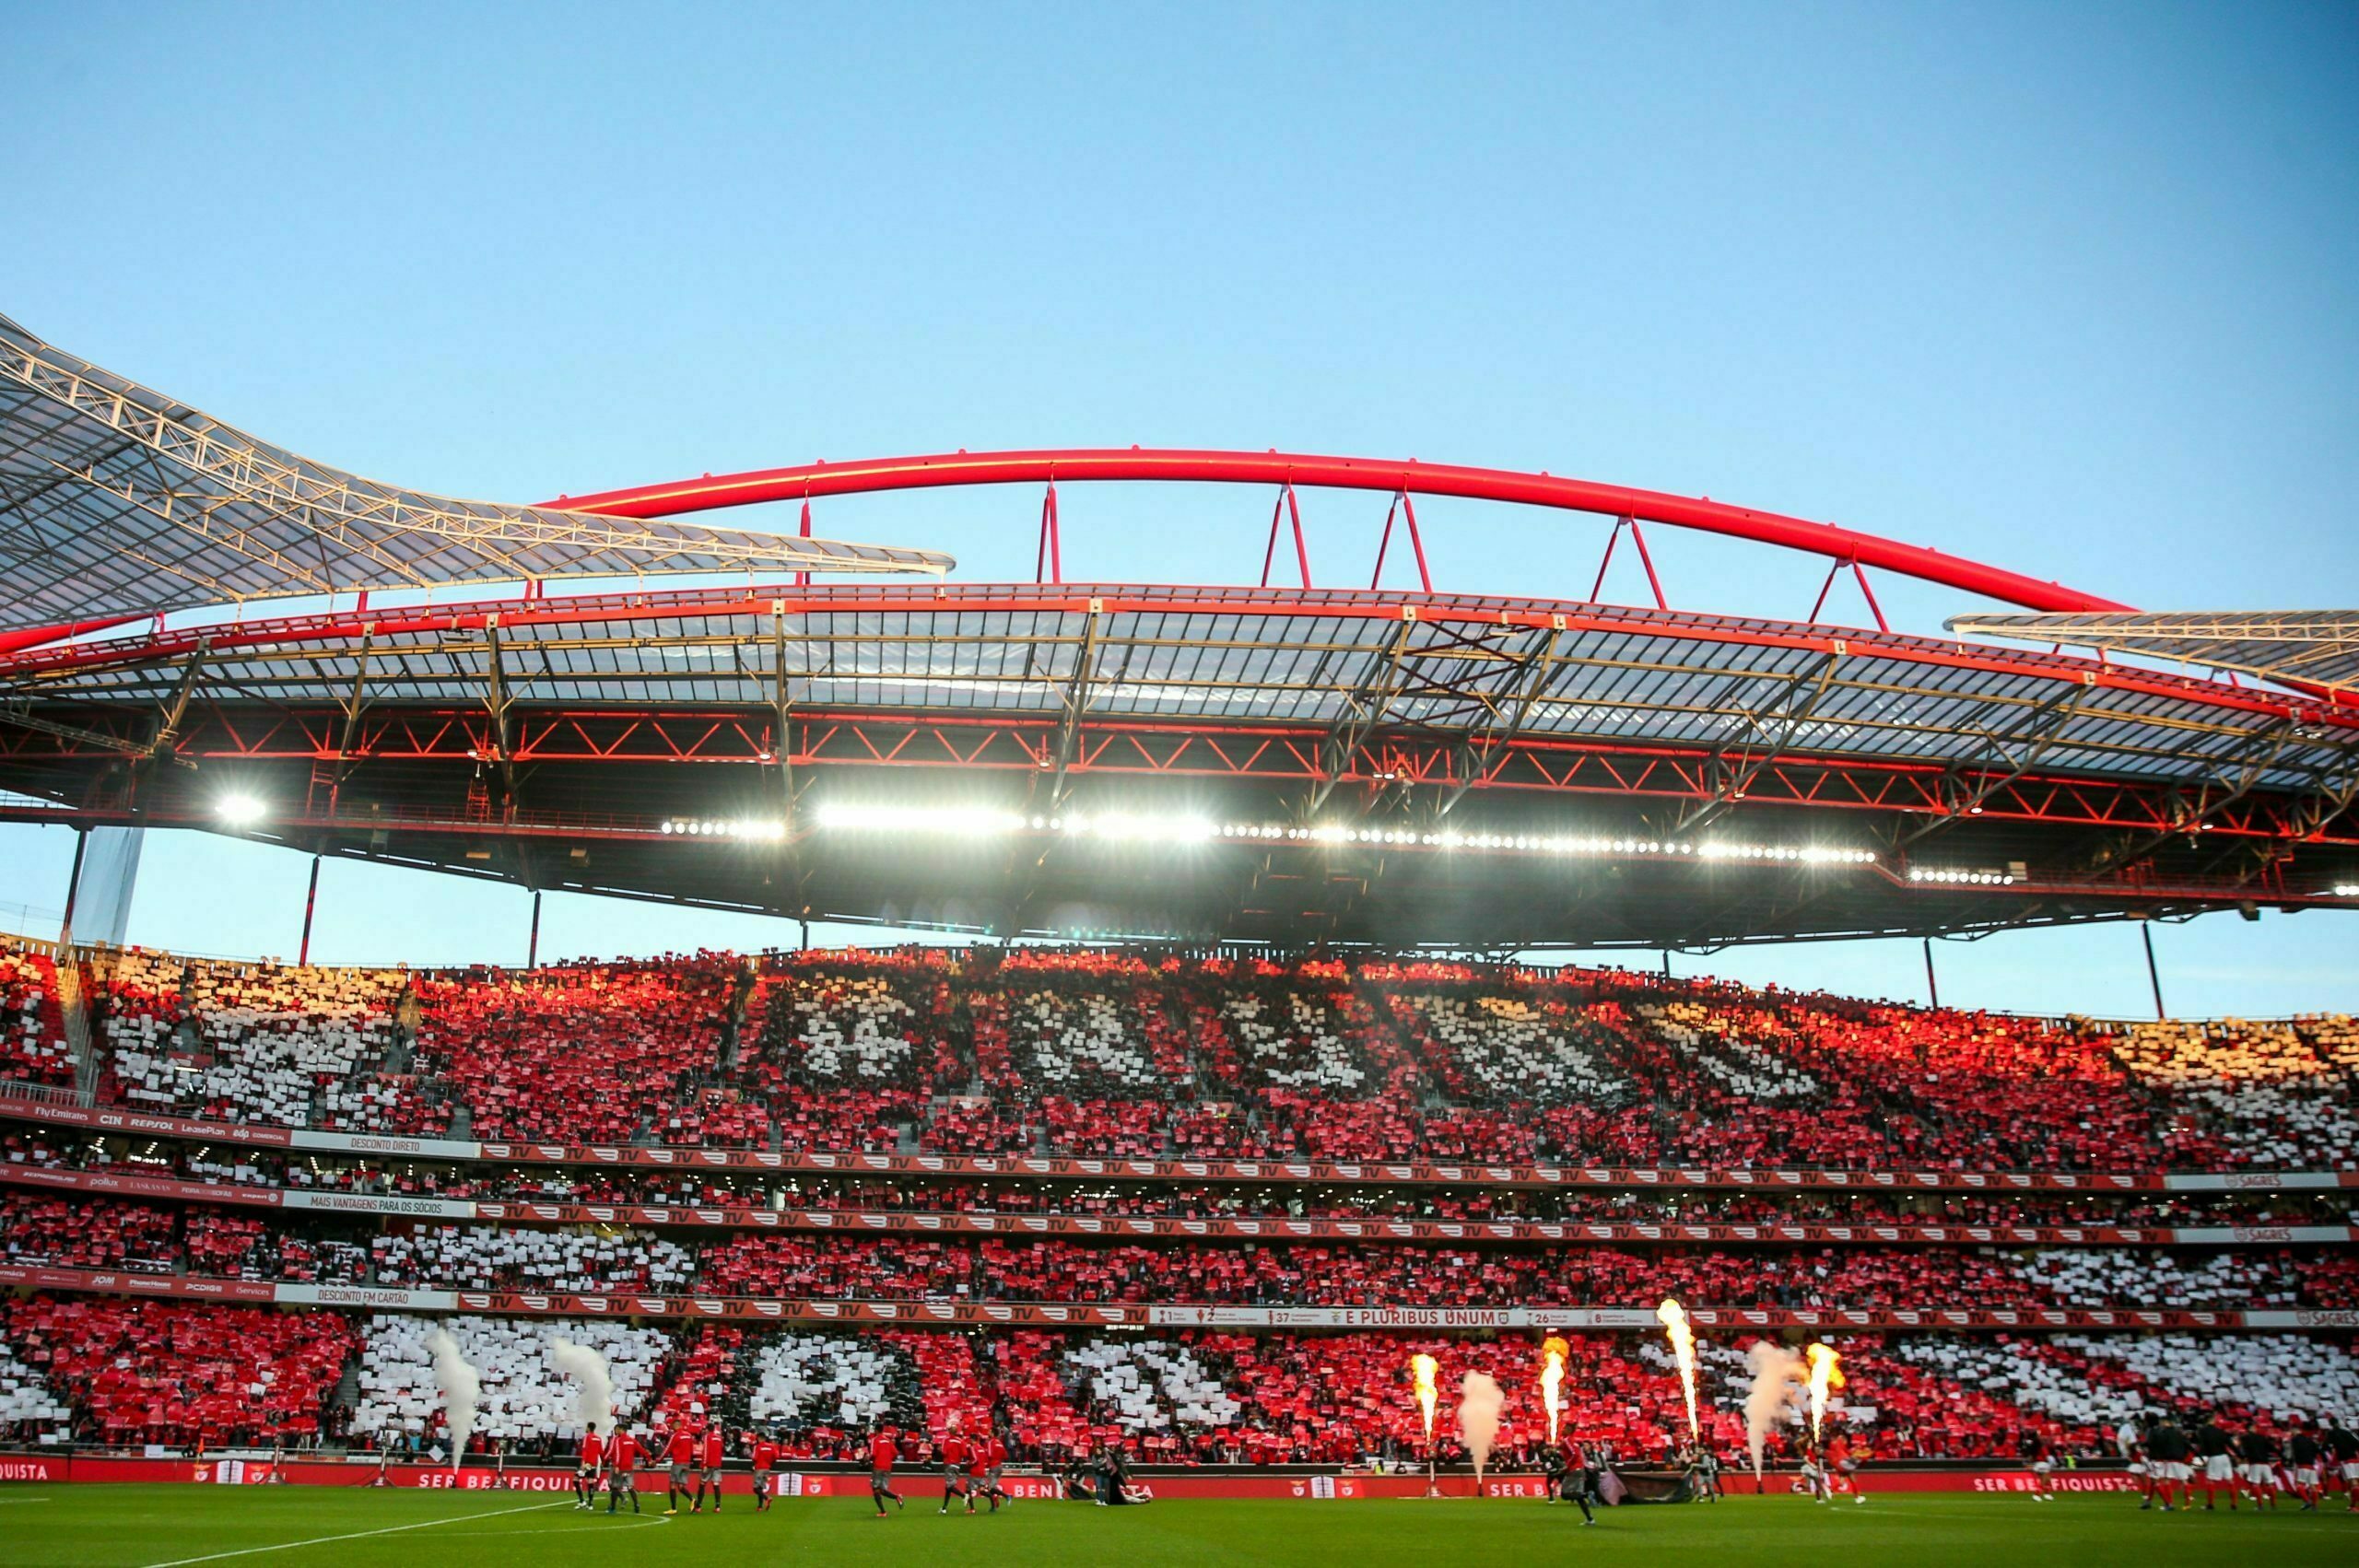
5;10;2358;1565
0;308;2354;1564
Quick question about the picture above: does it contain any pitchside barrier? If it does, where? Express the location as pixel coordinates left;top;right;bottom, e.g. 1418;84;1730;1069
0;1453;2142;1497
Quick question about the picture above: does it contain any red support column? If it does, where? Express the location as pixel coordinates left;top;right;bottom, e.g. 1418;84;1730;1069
1401;492;1432;594
1628;519;1670;610
1260;490;1285;587
1047;483;1062;584
527;889;543;970
1285;483;1312;590
1370;496;1399;590
1587;519;1625;603
1806;558;1845;624
1849;560;1891;633
796;500;813;588
1922;937;1939;1009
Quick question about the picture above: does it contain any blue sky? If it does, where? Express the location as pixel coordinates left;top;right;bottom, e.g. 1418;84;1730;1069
3;1;2353;1014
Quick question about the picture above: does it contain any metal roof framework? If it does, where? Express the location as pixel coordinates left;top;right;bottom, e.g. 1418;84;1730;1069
3;582;2354;949
0;319;2351;946
0;314;952;644
1948;611;2359;699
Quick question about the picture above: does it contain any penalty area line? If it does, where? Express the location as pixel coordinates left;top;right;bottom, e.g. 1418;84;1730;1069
138;1499;569;1567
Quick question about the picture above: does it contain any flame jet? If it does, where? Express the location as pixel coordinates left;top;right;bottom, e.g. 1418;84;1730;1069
1410;1353;1439;1445
1538;1337;1569;1445
1657;1299;1701;1443
1804;1342;1845;1445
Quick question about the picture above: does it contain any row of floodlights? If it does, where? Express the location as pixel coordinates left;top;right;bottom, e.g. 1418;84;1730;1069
661;818;789;840
201;791;2359;900
809;803;1878;863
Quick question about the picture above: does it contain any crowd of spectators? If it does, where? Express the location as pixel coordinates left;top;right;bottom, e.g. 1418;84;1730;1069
5;1290;2356;1467
0;945;72;1089
3;1296;352;1448
15;940;2355;1175
349;1313;669;1453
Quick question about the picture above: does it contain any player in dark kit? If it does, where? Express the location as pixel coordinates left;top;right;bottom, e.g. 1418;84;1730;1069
2323;1416;2359;1510
2194;1413;2235;1510
2144;1415;2191;1511
2287;1424;2322;1511
2015;1428;2052;1502
2236;1425;2280;1510
868;1425;905;1517
604;1427;640;1515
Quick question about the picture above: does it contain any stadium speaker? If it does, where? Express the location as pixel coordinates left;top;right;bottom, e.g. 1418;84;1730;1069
2236;900;2259;922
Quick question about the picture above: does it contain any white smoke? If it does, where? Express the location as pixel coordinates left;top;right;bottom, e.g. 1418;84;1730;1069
1456;1371;1506;1484
422;1326;481;1471
549;1337;616;1438
1743;1340;1806;1480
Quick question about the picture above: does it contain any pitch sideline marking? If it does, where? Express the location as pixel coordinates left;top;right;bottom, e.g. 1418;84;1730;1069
138;1499;567;1567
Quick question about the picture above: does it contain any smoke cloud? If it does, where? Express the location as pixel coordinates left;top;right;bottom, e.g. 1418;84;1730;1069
549;1337;616;1438
1456;1371;1506;1485
422;1326;480;1471
1743;1340;1805;1480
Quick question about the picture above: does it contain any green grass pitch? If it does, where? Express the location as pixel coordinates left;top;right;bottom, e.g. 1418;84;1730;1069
3;1485;2353;1568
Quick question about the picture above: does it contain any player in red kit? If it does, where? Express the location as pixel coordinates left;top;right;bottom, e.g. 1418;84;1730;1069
972;1434;1011;1512
694;1424;727;1513
574;1426;604;1510
939;1429;973;1515
868;1425;904;1517
751;1432;780;1512
604;1427;640;1515
663;1423;698;1515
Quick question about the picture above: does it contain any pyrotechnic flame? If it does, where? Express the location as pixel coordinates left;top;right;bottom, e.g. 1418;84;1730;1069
1539;1336;1569;1445
1804;1342;1844;1445
1657;1298;1700;1443
1410;1353;1439;1442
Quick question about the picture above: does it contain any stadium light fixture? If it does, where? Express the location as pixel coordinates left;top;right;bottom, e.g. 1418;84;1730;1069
804;803;1876;867
659;817;788;840
2334;883;2359;897
1907;865;2019;885
216;792;266;827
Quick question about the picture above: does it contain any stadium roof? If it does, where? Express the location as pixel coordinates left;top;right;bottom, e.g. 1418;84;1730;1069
3;581;2354;948
1947;611;2359;699
0;312;952;643
1;321;2353;947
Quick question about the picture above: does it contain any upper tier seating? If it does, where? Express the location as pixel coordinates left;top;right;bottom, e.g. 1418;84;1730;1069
21;942;2358;1170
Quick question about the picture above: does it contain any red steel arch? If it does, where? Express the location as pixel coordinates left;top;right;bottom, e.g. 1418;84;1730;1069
552;448;2133;615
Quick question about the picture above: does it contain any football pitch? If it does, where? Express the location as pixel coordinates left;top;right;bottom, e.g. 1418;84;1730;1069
4;1487;2355;1568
